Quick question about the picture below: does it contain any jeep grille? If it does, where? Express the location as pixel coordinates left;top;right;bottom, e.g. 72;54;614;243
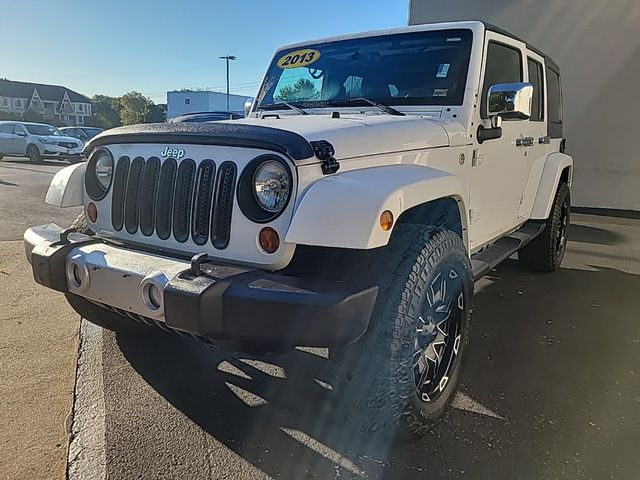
110;156;237;249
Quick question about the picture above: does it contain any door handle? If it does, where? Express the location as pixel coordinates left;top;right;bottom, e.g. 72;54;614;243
516;137;535;147
538;136;551;144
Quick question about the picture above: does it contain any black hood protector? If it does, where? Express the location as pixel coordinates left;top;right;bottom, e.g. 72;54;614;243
84;122;316;161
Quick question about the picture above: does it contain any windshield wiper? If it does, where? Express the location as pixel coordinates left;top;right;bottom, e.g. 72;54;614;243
352;97;405;116
260;102;308;115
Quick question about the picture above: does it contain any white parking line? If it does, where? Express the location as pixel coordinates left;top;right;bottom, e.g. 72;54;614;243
67;320;107;480
452;391;506;420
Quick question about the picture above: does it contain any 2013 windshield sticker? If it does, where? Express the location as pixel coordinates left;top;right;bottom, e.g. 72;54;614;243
277;49;321;69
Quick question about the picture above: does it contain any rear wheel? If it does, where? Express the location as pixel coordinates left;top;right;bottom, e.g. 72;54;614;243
27;144;42;164
519;183;570;272
331;226;473;436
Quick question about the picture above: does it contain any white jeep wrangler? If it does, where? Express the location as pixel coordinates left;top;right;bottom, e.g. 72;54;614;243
24;21;572;435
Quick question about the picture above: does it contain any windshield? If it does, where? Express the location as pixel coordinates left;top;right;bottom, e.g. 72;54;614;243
25;124;62;136
83;128;103;138
257;29;473;111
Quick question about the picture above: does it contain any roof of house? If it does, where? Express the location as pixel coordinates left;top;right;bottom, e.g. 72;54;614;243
0;79;91;103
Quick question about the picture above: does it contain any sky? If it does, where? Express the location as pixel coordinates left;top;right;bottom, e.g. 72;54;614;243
1;0;408;104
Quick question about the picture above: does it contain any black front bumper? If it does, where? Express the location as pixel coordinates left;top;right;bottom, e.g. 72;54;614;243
25;225;377;348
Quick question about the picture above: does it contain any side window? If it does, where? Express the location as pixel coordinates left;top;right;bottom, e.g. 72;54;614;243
481;41;523;118
14;125;26;135
527;58;544;121
546;67;563;137
1;124;14;134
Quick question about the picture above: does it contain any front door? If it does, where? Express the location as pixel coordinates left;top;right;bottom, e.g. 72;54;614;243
468;33;539;250
13;124;28;155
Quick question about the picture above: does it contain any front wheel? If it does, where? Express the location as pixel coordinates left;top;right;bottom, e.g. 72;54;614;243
331;226;473;437
27;144;42;164
519;183;570;272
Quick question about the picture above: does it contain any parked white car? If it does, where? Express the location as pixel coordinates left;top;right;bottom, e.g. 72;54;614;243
24;21;572;436
0;121;84;163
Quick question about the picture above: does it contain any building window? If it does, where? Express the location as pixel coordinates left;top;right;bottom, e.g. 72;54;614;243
0;98;8;107
77;104;83;113
15;99;22;107
185;98;190;105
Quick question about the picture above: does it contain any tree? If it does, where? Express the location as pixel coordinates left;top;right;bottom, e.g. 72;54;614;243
147;103;167;123
118;92;153;125
88;95;120;128
275;79;319;102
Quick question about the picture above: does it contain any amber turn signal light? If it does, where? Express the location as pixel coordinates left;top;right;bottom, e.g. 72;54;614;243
259;227;280;254
380;210;394;231
87;202;98;223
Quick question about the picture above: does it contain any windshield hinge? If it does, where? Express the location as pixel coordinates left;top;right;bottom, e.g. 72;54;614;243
310;140;340;175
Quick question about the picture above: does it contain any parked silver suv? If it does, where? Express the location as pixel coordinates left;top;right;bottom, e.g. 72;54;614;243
0;121;84;164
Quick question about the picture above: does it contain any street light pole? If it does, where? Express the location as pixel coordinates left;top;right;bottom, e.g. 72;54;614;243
219;55;237;111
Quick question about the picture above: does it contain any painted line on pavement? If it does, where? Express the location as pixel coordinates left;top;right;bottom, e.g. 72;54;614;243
67;320;107;480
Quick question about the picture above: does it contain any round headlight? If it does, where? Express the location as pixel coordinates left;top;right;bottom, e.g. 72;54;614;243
253;160;290;212
94;151;113;191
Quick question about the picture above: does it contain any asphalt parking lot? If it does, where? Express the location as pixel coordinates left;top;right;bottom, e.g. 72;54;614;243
1;156;639;479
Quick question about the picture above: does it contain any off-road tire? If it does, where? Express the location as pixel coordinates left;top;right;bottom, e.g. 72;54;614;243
27;144;42;164
70;211;94;235
518;183;570;272
330;226;473;437
65;293;135;332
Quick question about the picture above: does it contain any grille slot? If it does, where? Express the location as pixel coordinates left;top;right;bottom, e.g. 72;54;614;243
124;157;144;234
155;159;177;240
172;159;196;243
111;156;130;231
211;161;237;249
110;155;238;248
139;157;160;236
191;160;216;245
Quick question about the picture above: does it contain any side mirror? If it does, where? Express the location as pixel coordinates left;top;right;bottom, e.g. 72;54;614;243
15;130;27;137
487;82;533;122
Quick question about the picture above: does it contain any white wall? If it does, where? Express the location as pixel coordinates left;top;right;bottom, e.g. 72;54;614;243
167;91;252;118
409;0;640;211
167;92;211;118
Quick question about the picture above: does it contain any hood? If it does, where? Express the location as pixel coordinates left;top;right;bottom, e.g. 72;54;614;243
230;114;450;160
85;114;454;162
40;135;81;144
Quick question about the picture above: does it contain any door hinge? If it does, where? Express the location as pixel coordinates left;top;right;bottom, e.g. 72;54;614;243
310;140;340;175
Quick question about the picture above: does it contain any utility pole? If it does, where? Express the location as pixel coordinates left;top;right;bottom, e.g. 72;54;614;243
219;55;237;111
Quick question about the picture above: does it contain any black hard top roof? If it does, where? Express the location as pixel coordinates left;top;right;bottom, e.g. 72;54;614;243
482;21;560;72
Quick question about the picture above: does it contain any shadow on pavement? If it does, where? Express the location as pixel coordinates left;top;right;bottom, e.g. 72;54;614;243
116;261;640;479
567;223;625;246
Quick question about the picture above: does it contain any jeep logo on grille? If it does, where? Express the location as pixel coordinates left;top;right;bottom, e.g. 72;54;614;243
161;147;185;160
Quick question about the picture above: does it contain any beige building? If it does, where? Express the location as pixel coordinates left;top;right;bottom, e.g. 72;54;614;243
0;79;92;126
409;0;640;211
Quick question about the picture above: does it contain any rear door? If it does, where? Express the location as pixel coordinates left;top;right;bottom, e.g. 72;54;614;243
0;123;16;154
517;52;549;218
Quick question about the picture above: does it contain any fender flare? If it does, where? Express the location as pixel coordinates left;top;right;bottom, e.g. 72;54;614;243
529;152;573;219
45;162;86;207
285;164;468;249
